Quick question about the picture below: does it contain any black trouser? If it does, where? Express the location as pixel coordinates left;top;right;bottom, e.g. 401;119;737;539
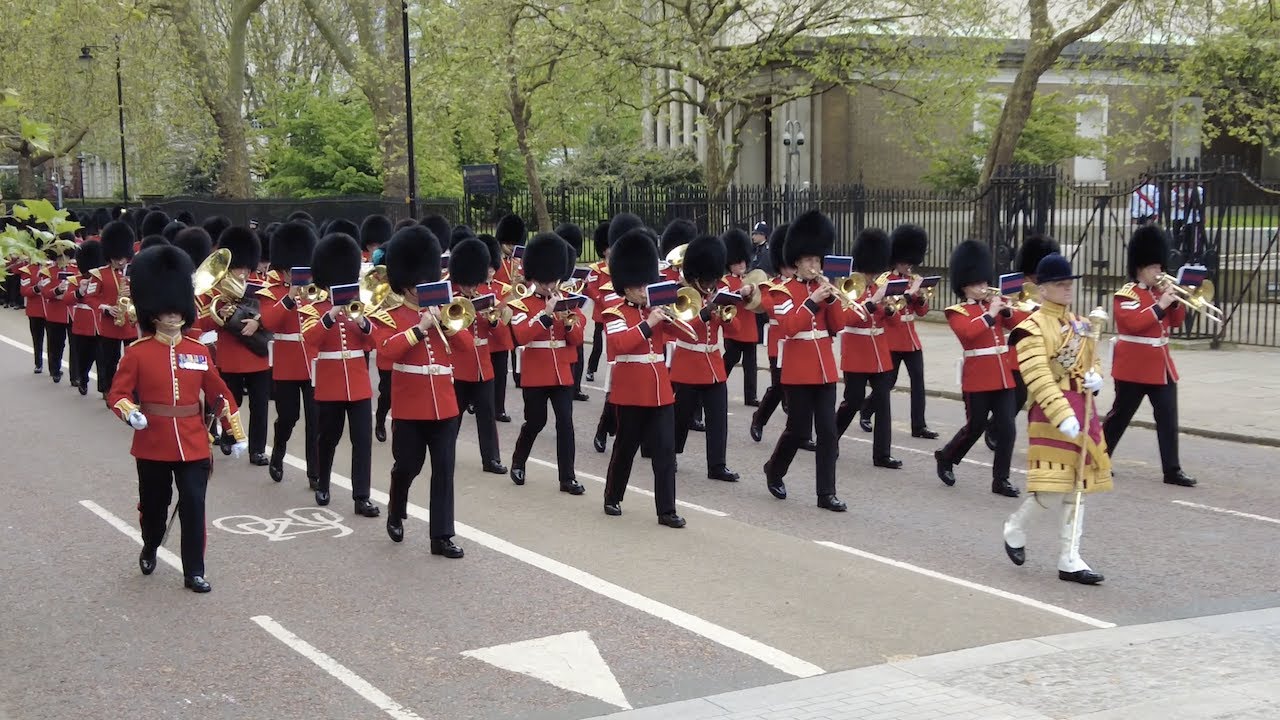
28;316;45;369
273;379;318;478
753;357;785;428
5;275;19;306
492;351;509;414
674;381;729;470
316;398;373;500
510;350;521;388
605;404;677;515
511;385;575;481
71;334;97;388
375;369;393;429
221;370;271;456
572;345;585;394
940;389;1016;480
45;321;68;376
96;337;123;394
722;339;758;401
453;378;500;465
768;383;839;496
137;457;210;579
863;350;927;431
389;418;456;539
587;322;605;374
596;396;617;437
1103;379;1181;474
836;371;894;459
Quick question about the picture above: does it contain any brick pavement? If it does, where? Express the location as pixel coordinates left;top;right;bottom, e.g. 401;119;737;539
580;607;1280;720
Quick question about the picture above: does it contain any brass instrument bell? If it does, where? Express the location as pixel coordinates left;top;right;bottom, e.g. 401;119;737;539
663;243;688;270
1154;273;1222;322
441;296;476;334
741;269;769;286
192;248;232;297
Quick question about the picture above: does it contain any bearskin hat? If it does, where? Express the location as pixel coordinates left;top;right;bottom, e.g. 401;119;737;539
394;217;418;231
90;208;111;235
173;227;213;267
270;221;318;272
218;226;261;270
318;220;333;236
361;215;393;251
593;220;610;257
451;224;476;248
949;239;993;297
328;218;360;243
608;227;661;289
162;220;185;242
684;234;727;286
133;208;151;235
561;241;578;282
1015;234;1061;279
202;215;231;244
287;210;314;224
522;232;570;284
1127;224;1171;279
139;235;170;250
784;210;835;267
75;239;105;274
769;223;790;271
608;213;645;247
890;224;928;266
421;215;452;251
311;233;363;289
175;210;195;225
448;237;491;287
660;219;698;256
479;233;502;271
852;228;891;275
100;220;136;261
130;245;197;331
723;228;753;268
495;213;527;247
555;222;584;259
385;226;442;293
110;206;126;220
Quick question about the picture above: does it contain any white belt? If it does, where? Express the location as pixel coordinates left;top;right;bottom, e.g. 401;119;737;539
74;303;92;311
393;362;453;376
274;333;302;342
473;338;488;347
615;353;663;364
790;330;826;340
525;340;565;350
316;350;361;360
1116;334;1168;347
675;341;715;353
840;327;884;337
901;313;917;322
963;346;1007;358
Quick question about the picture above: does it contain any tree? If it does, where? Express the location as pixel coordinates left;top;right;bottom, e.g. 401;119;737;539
261;88;382;197
1178;2;1280;148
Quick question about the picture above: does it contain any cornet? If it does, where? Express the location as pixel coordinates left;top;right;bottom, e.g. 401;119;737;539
1154;273;1222;323
301;284;325;302
980;287;1015;318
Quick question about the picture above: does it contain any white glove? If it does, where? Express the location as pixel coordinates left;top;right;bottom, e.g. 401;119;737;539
1058;416;1081;439
127;410;149;430
231;441;248;458
1083;371;1104;393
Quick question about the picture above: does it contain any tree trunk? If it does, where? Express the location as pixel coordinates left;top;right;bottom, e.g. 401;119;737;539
213;106;251;198
372;88;409;203
703;112;729;197
509;91;552;231
17;151;36;198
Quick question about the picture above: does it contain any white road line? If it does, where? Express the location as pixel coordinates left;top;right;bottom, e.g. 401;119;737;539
523;457;729;517
276;452;824;678
1172;500;1280;526
814;541;1116;629
251;615;425;720
838;433;1029;475
79;500;183;572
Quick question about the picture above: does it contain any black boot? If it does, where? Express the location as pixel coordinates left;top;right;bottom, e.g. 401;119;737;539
935;449;956;486
991;478;1020;497
268;447;284;482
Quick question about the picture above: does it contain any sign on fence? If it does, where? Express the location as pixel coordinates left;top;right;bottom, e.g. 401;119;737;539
463;164;501;195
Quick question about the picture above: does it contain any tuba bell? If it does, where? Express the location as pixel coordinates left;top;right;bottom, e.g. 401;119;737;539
193;248;232;297
663;243;688;270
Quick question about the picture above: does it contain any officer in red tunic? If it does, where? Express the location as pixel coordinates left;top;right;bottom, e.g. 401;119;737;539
480;233;515;423
107;244;248;593
300;232;381;516
508;232;586;494
833;228;902;469
720;228;760;406
447;236;507;474
763;211;847;511
601;227;686;528
38;239;79;384
84;221;139;398
934;239;1027;498
671;234;740;482
591;213;645;454
584;221;612;383
258;221;319;485
1102;225;1196;487
373;226;469;557
69;240;105;395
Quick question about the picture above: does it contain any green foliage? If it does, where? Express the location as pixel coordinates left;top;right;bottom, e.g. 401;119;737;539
260;88;382;198
924;93;1103;192
1179;3;1280;147
548;123;704;188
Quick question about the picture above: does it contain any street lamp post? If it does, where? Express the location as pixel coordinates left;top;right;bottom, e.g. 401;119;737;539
781;119;805;222
78;36;128;202
400;0;418;219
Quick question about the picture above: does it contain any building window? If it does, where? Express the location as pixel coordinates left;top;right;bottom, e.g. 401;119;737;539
1073;94;1108;183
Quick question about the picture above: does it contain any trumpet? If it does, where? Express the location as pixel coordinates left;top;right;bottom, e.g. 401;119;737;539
980;287;1015;318
1154;273;1222;323
301;284;325;303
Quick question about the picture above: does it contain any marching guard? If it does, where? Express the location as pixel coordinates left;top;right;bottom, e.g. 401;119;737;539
1003;253;1111;584
494;214;526;390
584;221;612;383
38;238;78;384
720;228;760;407
85;221;139;398
20;239;48;374
592;212;645;454
481;232;515;423
107;244;248;593
69;240;105;395
555;221;591;402
447;235;508;474
358;215;396;442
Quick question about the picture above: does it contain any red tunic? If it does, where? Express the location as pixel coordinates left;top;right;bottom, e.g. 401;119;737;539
1111;282;1185;384
301;300;375;402
603;303;674;407
450;290;497;383
584;261;613;323
258;287;313;382
70;271;101;337
668;298;727;385
84;266;139;341
375;305;472;420
757;278;791;360
883;271;928;352
196;291;270;374
487;281;515;354
945;299;1022;392
509;294;583;388
838;282;893;374
774;278;843;385
39;265;77;324
20;263;46;319
494;256;522;286
719;275;759;343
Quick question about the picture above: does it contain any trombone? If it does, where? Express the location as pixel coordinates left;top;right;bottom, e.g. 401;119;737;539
1154;273;1222;323
1014;282;1041;313
661;287;701;338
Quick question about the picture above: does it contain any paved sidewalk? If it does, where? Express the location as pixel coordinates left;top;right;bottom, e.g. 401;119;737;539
581;607;1280;720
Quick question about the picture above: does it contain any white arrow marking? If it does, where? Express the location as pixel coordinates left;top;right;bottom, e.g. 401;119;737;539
462;631;632;709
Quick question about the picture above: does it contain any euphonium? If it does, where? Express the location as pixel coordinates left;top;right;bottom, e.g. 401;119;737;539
192;248;232;297
716;304;738;323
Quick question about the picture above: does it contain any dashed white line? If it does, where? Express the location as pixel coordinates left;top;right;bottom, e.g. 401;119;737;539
79;499;183;571
1172;500;1280;526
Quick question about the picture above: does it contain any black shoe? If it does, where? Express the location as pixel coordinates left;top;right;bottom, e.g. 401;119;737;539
744;398;759;407
560;479;586;495
603;503;622;516
991;478;1020;497
912;427;939;440
593;432;607;453
466;404;475;414
431;538;464;558
658;512;686;528
184;576;211;593
858;416;872;433
308;476;319;491
375;423;387;443
51;372;62;384
585;371;595;382
708;466;740;482
386;517;404;543
873;456;903;470
935;449;956;487
1059;569;1104;585
1164;470;1197;487
574;392;589;402
139;547;157;575
691;419;706;432
354;498;381;517
817;494;848;512
984;431;998;452
749;422;763;443
219;433;234;456
764;462;787;499
33;366;42;375
483;460;508;475
249;453;269;467
315;489;330;506
496;413;512;423
1005;542;1025;566
268;451;284;482
78;382;88;396
801;439;817;452
510;466;526;486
